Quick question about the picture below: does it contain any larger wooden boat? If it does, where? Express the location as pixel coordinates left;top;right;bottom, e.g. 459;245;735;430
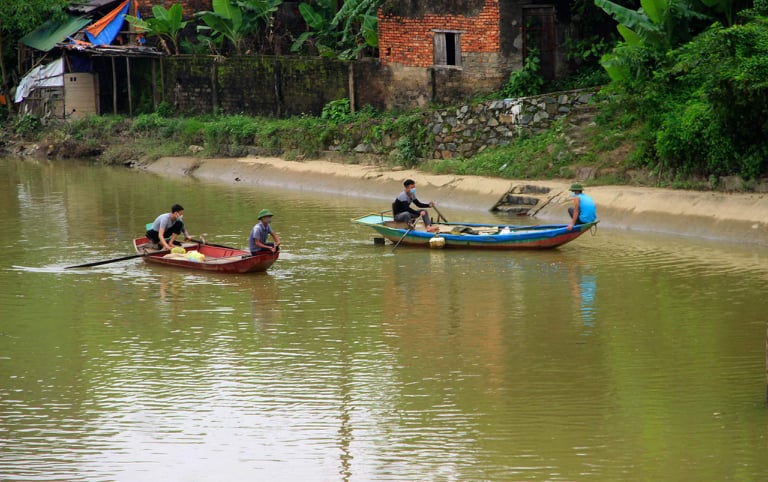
133;237;278;273
352;213;597;250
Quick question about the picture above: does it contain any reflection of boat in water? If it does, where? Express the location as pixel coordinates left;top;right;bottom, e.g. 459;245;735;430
250;274;281;326
352;213;597;250
132;237;278;273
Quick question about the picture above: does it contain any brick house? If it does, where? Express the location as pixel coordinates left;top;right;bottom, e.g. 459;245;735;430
378;0;571;108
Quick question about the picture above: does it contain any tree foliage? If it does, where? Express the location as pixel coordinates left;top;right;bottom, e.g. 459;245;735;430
607;19;768;180
0;0;68;100
291;0;380;59
196;0;281;55
125;4;189;55
594;0;712;82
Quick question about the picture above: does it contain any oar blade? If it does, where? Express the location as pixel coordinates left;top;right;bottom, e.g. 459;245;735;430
392;225;414;252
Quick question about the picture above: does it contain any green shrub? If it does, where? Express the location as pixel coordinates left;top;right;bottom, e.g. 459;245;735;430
131;113;169;134
502;48;545;98
14;114;42;138
156;101;174;117
321;98;352;123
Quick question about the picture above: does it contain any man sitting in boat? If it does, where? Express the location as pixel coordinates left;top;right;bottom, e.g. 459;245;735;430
567;183;597;231
392;179;440;233
249;209;281;254
146;204;192;250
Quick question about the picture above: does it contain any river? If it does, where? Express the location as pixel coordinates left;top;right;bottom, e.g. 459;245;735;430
1;157;767;481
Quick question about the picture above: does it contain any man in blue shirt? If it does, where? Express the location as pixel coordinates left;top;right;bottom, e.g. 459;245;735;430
567;183;597;231
249;209;281;254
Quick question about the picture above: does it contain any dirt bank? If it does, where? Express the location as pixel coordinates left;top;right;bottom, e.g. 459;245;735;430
141;156;768;245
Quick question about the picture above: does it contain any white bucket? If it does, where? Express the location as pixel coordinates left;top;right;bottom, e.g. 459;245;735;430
429;236;445;249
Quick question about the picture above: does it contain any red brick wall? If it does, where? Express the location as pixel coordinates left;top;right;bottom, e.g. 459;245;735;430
378;0;501;67
134;0;212;18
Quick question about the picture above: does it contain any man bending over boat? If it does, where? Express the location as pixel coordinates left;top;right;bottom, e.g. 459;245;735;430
147;203;192;250
567;183;597;231
249;209;281;254
393;179;440;233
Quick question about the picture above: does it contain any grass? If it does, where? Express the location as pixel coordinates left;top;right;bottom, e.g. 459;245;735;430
0;89;663;188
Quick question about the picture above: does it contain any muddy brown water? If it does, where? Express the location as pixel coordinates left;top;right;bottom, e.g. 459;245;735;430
1;157;767;481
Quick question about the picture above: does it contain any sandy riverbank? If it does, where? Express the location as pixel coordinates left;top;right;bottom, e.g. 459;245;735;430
141;156;768;245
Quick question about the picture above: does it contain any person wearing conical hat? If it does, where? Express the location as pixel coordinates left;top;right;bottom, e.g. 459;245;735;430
567;183;597;231
248;209;281;254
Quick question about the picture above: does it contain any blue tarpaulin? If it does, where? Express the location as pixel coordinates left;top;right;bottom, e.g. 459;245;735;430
85;0;130;45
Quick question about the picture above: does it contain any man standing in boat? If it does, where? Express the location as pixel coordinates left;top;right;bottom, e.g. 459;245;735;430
146;203;192;250
567;183;597;231
393;179;440;233
249;209;281;254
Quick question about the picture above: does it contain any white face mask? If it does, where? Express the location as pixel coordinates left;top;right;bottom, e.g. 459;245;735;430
178;214;184;221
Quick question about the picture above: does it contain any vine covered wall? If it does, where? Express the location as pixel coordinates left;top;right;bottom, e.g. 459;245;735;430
162;55;350;117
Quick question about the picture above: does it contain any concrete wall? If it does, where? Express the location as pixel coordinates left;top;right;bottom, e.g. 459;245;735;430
162;55;350;116
160;56;596;164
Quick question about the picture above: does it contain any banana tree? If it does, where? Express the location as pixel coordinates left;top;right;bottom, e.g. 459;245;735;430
196;0;280;55
291;0;380;59
595;0;710;81
124;4;189;55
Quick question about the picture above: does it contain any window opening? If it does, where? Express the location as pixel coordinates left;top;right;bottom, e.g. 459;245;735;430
433;31;462;67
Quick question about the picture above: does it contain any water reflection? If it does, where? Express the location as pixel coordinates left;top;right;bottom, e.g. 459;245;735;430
568;265;597;334
250;274;281;328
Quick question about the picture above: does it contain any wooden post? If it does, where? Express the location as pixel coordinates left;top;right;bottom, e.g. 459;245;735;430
152;59;158;110
111;57;117;114
765;319;767;404
126;57;133;117
211;63;218;114
348;61;355;113
160;57;165;106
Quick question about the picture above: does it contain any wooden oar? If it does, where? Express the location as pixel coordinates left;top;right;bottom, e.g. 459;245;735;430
433;205;448;223
392;222;416;252
190;238;240;250
65;250;167;269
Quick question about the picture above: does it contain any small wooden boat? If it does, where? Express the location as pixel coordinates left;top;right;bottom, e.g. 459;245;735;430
352;213;597;250
132;237;278;273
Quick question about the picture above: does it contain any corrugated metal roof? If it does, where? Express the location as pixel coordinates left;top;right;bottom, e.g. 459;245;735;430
68;0;122;15
20;16;92;52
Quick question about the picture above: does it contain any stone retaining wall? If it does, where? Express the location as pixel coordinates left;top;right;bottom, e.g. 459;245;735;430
428;89;597;159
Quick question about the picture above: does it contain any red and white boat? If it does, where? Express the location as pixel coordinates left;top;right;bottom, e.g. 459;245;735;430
132;237;278;274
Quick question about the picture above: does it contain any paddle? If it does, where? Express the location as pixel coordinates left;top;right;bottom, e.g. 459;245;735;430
190;238;240;250
392;221;416;252
65;250;167;269
433;205;448;223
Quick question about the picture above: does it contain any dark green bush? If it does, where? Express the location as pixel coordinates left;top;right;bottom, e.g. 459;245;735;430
502;48;545;98
14;114;42;138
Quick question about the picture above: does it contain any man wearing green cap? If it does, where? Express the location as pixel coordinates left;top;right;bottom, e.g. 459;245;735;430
567;183;597;231
249;209;281;254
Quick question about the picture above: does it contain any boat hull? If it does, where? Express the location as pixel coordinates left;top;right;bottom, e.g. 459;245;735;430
352;214;596;250
133;237;278;273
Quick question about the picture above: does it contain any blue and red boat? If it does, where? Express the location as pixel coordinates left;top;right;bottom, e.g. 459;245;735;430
352;213;597;250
